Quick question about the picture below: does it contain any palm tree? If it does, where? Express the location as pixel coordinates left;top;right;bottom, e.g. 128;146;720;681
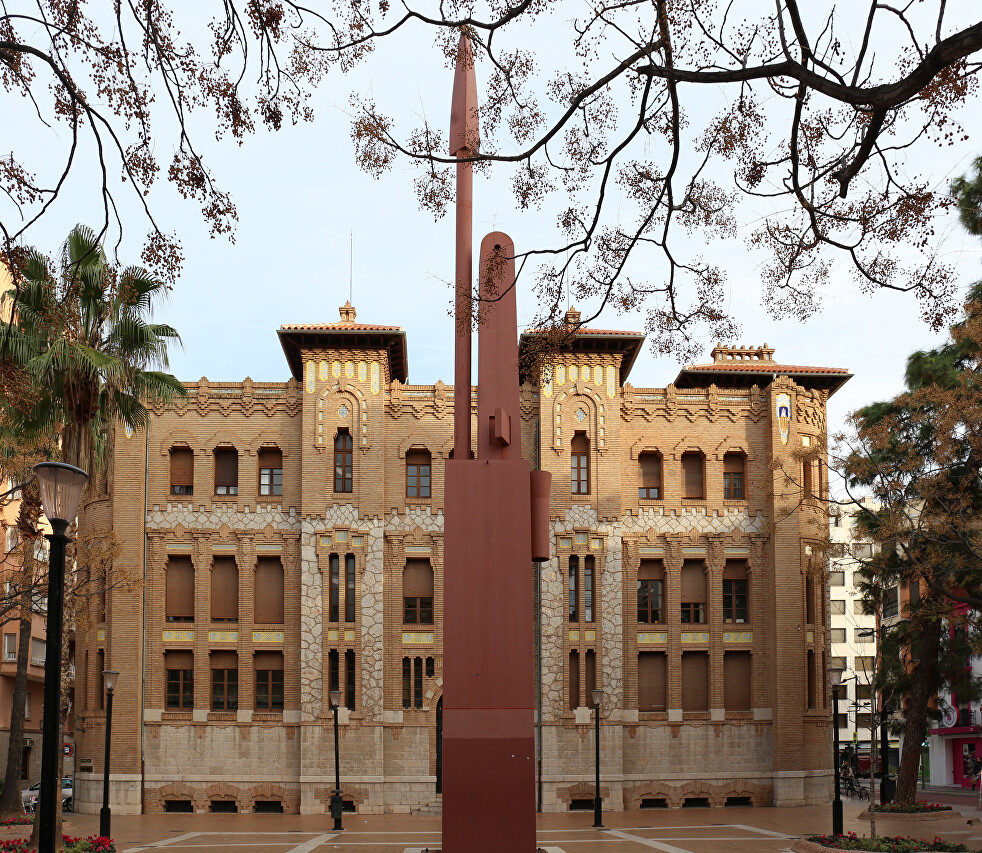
0;225;186;825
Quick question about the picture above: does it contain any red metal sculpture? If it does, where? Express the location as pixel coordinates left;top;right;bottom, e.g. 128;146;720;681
442;33;551;853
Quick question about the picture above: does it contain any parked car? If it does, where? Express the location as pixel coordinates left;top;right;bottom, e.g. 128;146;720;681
21;777;72;813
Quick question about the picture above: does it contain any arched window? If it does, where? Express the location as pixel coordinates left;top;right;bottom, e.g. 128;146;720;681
254;557;284;624
723;452;745;500
681;452;705;499
639;452;662;499
406;449;431;499
571;432;589;495
403;560;434;624
334;429;353;493
170;447;194;496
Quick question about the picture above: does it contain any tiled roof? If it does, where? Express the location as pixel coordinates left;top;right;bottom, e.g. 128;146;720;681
682;363;850;375
523;327;644;337
279;323;403;332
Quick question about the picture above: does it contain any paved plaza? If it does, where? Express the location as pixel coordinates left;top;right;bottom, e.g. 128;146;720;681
41;794;982;853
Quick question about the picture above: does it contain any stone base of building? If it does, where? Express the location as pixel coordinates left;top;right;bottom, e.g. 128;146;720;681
772;770;833;806
74;775;143;815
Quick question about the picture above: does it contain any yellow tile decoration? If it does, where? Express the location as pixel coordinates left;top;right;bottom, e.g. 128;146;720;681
97;629;106;641
405;545;431;553
569;365;578;382
582;365;590;381
319;360;329;381
575;533;588;545
352;536;363;546
724;547;750;555
569;630;580;641
163;631;194;642
806;630;814;643
371;362;381;395
345;361;354;378
305;361;315;393
344;630;355;642
637;632;667;644
208;631;239;642
558;537;572;549
167;543;192;551
402;632;434;645
256;544;281;552
336;531;349;542
252;631;284;643
682;547;707;555
681;632;710;643
556;365;565;386
585;630;596;641
332;360;341;378
595;366;604;385
639;547;664;555
319;535;332;546
358;361;368;381
607;367;616;398
591;538;602;550
723;632;753;643
213;544;236;551
328;629;339;641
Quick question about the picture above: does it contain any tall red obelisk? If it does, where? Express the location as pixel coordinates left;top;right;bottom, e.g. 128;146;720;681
442;33;550;853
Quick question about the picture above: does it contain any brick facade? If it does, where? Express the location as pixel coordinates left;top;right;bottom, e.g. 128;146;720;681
72;306;848;815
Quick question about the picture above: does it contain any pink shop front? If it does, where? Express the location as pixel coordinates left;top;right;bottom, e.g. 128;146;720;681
928;721;982;788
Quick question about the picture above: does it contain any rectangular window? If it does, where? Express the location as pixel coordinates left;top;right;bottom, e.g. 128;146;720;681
30;638;45;666
806;650;816;709
723;651;752;711
24;691;30;720
680;562;706;624
568;556;579;622
345;555;356;623
406;450;431;499
722;579;748;624
214;448;238;496
258;448;283;496
638;652;666;711
165;651;194;710
638;453;662;500
681;452;704;499
637;579;663;624
402;657;412;709
723;453;745;500
3;633;15;661
254;557;285;624
413;655;423;709
334;430;353;493
210;557;238;622
571;433;589;495
829;571;845;586
583;556;595;623
211;652;238;711
329;554;340;623
855;683;873;701
855;713;873;730
830;599;845;615
403;560;434;625
170;447;194;496
855;656;875;676
345;649;356;710
854;628;874;643
829;656;847;670
681;651;709;712
166;556;195;622
254;651;284;711
830;628;846;644
883;586;900;619
584;649;596;703
568;651;580;710
329;649;340;696
854;599;870;615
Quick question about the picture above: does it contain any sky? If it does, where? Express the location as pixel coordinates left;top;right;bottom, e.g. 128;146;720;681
5;3;982;476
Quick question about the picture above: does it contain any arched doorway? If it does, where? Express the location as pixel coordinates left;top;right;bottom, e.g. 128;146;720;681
436;697;443;794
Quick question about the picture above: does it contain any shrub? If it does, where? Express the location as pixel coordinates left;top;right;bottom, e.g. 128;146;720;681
805;832;969;851
871;803;953;814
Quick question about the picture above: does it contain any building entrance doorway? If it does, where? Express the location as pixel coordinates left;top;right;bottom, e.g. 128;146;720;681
436;697;443;795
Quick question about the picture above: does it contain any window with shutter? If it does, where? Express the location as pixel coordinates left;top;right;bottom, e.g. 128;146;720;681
568;650;580;710
807;650;816;709
723;452;745;499
329;554;339;622
345;554;356;623
722;560;749;623
585;649;596;702
166;557;195;622
329;650;339;694
723;651;752;710
254;558;284;624
166;650;194;709
638;452;662;499
170;448;194;496
680;561;706;624
638;560;664;624
210;557;238;622
406;449;432;499
402;657;412;708
403;560;433;624
211;651;238;711
681;452;704;499
254;651;283;711
345;649;356;710
805;575;815;623
571;432;589;495
568;556;579;622
258;447;283;496
681;651;709;712
214;448;238;495
584;556;595;623
638;652;666;711
334;430;353;493
95;649;105;710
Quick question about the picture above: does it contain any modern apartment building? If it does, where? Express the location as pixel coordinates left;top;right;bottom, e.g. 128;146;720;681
72;304;850;816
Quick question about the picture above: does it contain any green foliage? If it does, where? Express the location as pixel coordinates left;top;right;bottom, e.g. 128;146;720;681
951;156;982;237
806;834;968;851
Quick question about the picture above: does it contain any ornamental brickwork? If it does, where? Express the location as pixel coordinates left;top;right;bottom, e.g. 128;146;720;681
71;305;849;815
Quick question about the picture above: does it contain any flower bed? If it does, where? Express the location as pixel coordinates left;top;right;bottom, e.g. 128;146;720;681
791;833;969;852
873;804;954;814
0;834;114;852
0;819;30;828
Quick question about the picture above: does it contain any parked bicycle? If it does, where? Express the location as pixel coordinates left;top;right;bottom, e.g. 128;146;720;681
841;776;870;799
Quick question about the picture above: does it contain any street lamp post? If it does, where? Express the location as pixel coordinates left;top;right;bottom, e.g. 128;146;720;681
100;670;120;838
591;687;604;829
329;689;344;831
34;462;89;853
829;665;845;837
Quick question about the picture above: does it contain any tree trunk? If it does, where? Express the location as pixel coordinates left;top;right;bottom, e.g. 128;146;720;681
895;620;942;806
0;611;34;815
